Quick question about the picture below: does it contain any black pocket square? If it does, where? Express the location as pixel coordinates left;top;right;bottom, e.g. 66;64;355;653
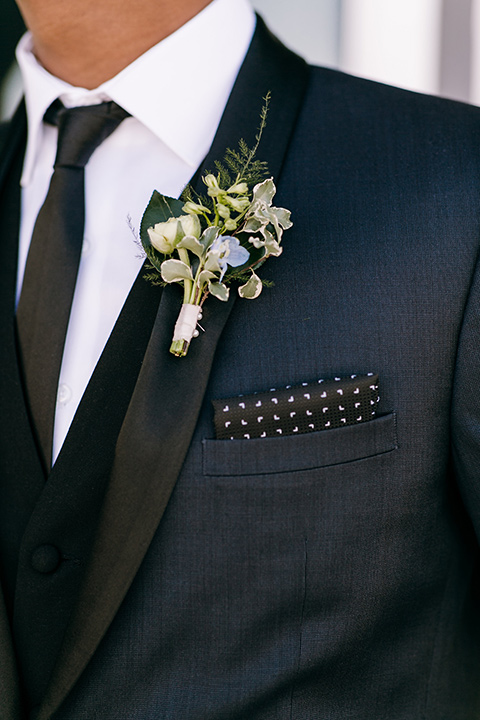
212;374;379;440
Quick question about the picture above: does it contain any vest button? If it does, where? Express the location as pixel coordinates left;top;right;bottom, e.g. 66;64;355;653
31;545;61;573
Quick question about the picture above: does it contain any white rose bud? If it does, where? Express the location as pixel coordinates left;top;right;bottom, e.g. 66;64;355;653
204;173;223;197
182;200;211;216
179;213;201;239
204;174;220;189
147;217;182;254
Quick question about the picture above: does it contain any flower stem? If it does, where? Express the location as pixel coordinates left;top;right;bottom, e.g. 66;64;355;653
189;261;207;304
170;339;189;357
177;247;193;303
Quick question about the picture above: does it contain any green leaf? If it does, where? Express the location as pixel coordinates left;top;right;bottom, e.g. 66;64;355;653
238;271;263;299
208;281;230;301
198;269;217;286
177;235;204;258
160;259;193;284
273;206;293;230
252;178;275;204
201;226;220;250
204;253;222;274
140;190;185;253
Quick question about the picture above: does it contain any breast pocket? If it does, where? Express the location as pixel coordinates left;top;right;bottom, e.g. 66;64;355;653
202;412;397;477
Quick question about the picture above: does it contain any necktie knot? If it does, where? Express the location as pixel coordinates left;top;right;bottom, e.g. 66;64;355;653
45;100;130;169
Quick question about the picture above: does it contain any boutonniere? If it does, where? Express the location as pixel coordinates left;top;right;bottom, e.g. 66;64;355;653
139;95;292;357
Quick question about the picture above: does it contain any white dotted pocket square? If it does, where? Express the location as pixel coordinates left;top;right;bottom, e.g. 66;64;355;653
212;374;379;440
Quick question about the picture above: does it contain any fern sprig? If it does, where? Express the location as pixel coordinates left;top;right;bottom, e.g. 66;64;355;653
180;92;271;206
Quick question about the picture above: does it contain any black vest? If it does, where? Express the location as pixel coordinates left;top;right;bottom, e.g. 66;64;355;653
0;109;162;704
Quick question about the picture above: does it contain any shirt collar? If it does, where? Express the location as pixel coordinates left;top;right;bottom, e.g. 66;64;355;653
17;0;256;185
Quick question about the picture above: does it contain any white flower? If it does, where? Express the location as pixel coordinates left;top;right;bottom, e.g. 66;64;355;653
204;174;222;197
227;181;249;195
204;174;220;189
182;200;211;216
148;217;181;254
224;196;250;213
148;214;201;254
179;213;201;239
216;203;231;220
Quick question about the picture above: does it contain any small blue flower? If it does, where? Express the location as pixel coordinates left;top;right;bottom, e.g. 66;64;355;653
209;235;250;279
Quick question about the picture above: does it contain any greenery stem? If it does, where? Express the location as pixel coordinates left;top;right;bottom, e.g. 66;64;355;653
240;91;270;177
177;247;193;304
170;339;189;357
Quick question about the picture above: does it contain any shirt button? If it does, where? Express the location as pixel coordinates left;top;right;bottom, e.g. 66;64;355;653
57;383;72;406
31;545;61;574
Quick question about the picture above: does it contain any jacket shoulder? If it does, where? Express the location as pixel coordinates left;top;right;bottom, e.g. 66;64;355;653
305;64;480;126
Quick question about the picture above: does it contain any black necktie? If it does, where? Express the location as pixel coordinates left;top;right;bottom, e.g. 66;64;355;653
16;100;130;470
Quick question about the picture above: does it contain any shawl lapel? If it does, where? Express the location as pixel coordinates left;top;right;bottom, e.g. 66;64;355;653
35;18;309;719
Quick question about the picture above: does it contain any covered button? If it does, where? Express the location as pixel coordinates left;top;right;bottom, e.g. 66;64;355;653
31;544;61;573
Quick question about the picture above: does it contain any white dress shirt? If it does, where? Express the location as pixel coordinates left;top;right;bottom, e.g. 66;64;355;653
15;0;256;464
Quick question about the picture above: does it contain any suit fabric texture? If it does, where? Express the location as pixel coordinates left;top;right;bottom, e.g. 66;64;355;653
2;17;480;720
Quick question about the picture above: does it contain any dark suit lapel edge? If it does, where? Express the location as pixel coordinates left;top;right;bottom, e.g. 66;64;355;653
0;590;21;720
0;101;26;188
0;102;26;720
39;19;309;718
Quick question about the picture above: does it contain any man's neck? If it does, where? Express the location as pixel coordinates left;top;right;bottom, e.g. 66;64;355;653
16;0;213;88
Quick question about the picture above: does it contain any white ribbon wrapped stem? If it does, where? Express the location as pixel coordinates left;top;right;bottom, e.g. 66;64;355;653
172;303;203;343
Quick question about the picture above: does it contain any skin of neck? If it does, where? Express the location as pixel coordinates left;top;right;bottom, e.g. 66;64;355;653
15;0;213;88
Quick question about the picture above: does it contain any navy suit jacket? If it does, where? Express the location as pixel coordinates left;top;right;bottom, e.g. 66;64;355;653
2;17;480;720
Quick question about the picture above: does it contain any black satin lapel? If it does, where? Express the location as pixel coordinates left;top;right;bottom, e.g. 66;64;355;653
37;286;236;719
11;270;163;707
0;102;26;309
0;106;46;611
0;103;45;491
0;105;34;720
38;19;310;718
0;589;21;720
0;102;26;191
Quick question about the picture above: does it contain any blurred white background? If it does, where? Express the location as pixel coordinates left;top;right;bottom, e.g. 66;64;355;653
250;0;341;69
252;0;480;103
